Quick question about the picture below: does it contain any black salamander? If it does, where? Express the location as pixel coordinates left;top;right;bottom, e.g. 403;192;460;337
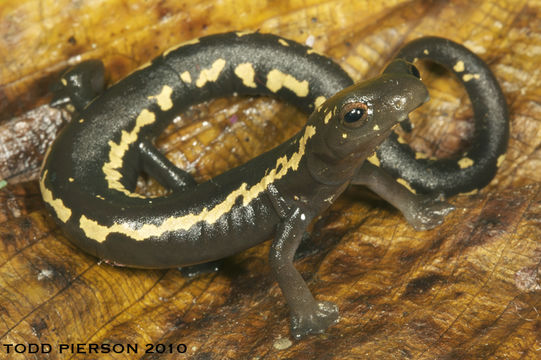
40;32;508;339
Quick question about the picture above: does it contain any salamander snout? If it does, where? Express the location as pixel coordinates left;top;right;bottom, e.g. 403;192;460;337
314;59;428;143
306;59;429;173
378;59;430;123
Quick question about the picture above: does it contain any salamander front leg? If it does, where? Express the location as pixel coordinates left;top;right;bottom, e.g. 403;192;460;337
353;162;455;230
270;207;339;339
139;140;197;192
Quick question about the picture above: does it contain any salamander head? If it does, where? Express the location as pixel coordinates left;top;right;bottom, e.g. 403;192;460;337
307;59;429;183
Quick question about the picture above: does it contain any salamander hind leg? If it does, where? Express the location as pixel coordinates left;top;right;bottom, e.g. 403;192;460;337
139;140;197;192
269;207;338;339
50;59;106;111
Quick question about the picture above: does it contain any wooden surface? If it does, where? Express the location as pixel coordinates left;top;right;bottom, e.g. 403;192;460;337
0;0;540;359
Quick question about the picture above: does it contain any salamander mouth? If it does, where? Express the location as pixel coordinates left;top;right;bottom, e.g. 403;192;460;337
399;91;430;123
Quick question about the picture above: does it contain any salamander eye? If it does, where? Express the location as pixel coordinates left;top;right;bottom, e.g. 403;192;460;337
344;108;365;123
340;102;369;127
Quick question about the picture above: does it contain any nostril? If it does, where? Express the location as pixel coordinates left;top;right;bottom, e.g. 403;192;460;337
392;96;407;110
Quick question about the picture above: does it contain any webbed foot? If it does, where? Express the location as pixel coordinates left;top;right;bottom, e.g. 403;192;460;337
404;193;455;230
290;301;339;339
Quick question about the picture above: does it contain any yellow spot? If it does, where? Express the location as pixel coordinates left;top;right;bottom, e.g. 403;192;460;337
78;119;85;123
314;96;326;111
278;39;289;46
367;153;380;167
373;124;380;131
324;111;332;124
96;195;105;200
453;60;465;72
236;31;253;37
460;189;479;196
458;157;474;169
497;154;506;167
68;177;74;182
40;170;72;223
163;38;200;57
234;63;257;88
80;126;317;243
423;49;429;55
102;109;156;198
397;178;416;194
135;60;152;72
266;69;309;97
463;73;480;82
180;71;192;83
148;85;173;111
307;49;318;55
196;59;227;88
397;136;407;144
415;152;428;160
342;133;348;139
61;78;68;86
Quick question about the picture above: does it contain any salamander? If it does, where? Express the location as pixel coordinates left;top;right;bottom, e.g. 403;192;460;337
39;32;508;339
